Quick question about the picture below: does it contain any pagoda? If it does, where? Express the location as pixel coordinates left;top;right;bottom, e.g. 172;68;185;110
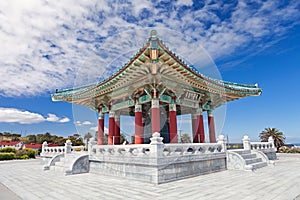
52;30;262;145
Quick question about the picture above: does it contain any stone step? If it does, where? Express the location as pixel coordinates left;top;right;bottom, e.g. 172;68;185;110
245;158;262;165
230;150;251;155
240;153;257;159
251;162;268;170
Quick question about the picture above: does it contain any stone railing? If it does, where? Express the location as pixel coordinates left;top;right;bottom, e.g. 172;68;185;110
40;140;86;157
42;146;65;154
250;142;273;150
88;133;227;184
242;135;277;160
89;133;226;161
242;135;276;151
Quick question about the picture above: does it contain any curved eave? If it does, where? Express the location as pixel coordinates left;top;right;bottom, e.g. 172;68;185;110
51;33;262;103
157;40;262;97
52;41;151;101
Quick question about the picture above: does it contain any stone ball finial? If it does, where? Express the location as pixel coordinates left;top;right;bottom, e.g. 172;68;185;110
268;136;274;142
65;139;72;145
243;135;250;141
152;132;160;138
218;135;225;141
150;132;164;144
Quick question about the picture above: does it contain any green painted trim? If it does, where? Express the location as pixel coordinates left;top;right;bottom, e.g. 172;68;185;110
139;95;151;104
111;99;135;111
159;94;172;103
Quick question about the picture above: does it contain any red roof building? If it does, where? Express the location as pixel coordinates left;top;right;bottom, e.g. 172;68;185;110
0;141;23;149
23;143;58;150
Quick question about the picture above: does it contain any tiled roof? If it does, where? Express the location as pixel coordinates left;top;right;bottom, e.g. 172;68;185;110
24;143;58;149
0;141;21;146
24;143;42;149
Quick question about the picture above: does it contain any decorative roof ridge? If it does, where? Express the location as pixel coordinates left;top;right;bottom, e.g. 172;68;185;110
53;38;151;96
157;39;261;92
54;82;97;95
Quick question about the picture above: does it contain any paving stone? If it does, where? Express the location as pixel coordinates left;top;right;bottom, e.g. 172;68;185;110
0;154;300;199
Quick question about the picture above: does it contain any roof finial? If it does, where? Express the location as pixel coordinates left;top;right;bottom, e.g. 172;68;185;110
150;30;157;38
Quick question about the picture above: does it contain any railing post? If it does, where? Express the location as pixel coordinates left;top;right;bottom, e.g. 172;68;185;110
150;132;164;158
42;141;48;154
268;136;276;150
88;137;97;155
217;135;226;152
65;139;72;158
243;135;251;150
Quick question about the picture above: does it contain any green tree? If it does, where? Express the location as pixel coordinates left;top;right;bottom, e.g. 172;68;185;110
11;133;21;141
259;128;285;149
26;134;37;144
120;133;129;144
44;132;52;142
180;133;191;143
3;132;11;139
73;133;81;139
56;137;66;146
84;132;92;141
67;135;84;146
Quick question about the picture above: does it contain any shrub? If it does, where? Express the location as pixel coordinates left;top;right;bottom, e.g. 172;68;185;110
20;155;29;159
15;149;26;157
24;148;36;158
74;147;84;152
288;148;300;153
279;146;300;153
15;149;36;159
0;152;15;160
0;147;16;153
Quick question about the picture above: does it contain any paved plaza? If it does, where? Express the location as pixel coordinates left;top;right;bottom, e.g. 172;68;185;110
0;153;299;200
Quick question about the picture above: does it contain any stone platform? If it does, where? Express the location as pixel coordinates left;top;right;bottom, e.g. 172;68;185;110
0;153;300;200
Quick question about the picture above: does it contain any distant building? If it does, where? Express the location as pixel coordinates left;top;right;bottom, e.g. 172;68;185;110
0;141;23;149
23;143;42;151
23;143;58;151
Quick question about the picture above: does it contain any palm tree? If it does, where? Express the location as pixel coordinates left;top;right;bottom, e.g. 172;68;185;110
259;128;285;149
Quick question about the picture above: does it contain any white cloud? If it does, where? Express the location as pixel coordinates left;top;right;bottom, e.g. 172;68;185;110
0;107;70;124
175;0;193;7
46;114;60;122
90;126;97;131
58;117;70;123
0;0;299;97
90;126;108;133
75;120;93;126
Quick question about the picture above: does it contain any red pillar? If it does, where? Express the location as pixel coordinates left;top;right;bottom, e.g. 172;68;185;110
135;104;144;144
97;112;104;145
192;114;199;143
208;110;216;143
151;99;160;134
114;114;120;145
198;113;205;143
108;111;115;145
169;103;178;143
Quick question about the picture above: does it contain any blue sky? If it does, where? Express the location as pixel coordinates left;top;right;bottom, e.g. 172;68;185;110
0;0;299;143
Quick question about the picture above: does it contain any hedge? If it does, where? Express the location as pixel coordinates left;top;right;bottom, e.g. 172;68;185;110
0;147;16;153
0;152;15;160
